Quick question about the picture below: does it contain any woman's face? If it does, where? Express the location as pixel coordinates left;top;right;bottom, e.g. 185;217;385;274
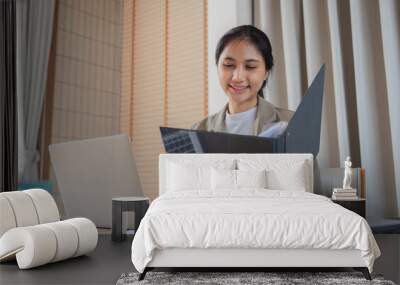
217;39;268;106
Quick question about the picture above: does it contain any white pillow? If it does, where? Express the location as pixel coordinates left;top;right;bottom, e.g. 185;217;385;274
211;168;236;190
266;163;307;191
237;169;266;188
211;169;267;190
167;160;235;191
237;159;310;191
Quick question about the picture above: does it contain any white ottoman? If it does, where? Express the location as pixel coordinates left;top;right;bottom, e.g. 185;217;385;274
0;189;98;269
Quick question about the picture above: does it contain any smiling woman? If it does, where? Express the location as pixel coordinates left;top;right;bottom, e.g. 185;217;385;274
192;25;293;136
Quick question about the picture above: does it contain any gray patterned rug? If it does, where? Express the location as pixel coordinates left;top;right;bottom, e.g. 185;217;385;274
116;271;396;285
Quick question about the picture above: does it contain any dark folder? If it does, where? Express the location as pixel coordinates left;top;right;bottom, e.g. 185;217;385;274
160;64;326;157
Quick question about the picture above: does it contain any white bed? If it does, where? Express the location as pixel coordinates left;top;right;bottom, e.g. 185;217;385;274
131;154;380;280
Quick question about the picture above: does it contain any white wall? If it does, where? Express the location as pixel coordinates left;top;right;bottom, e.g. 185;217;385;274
207;0;252;114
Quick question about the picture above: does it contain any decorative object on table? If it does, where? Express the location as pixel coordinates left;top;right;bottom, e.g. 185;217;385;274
343;156;352;189
0;189;97;269
332;187;358;200
332;157;358;200
112;197;149;242
116;271;394;285
314;167;365;198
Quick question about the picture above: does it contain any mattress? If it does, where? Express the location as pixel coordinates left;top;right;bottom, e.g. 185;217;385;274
131;190;380;273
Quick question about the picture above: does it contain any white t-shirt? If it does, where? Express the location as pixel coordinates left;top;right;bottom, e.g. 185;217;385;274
225;106;257;136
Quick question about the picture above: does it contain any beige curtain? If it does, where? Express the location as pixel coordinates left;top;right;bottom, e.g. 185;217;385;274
254;0;400;221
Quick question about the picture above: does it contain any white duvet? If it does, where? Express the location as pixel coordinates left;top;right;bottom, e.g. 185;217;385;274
131;190;380;273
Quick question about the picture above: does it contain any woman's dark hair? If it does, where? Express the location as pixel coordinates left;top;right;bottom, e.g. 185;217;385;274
215;25;273;98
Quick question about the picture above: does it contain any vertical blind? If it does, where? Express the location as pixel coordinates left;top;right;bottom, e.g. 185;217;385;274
121;0;208;200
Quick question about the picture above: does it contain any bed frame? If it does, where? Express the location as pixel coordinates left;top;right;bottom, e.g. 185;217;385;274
139;249;371;280
137;154;372;281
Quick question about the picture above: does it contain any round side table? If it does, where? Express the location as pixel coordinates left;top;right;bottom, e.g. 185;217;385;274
112;196;149;242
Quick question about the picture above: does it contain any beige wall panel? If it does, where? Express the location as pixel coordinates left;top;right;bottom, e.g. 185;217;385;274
120;0;134;136
120;0;207;200
51;0;122;143
167;0;207;128
131;0;166;200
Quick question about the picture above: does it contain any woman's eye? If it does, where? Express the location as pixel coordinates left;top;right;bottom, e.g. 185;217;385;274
222;64;256;69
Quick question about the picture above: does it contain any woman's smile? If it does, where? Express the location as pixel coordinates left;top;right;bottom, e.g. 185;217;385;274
229;84;249;94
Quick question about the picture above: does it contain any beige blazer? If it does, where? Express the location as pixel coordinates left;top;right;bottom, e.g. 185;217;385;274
192;97;293;136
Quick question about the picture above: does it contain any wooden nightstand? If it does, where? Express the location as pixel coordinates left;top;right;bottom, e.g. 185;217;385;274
331;198;366;218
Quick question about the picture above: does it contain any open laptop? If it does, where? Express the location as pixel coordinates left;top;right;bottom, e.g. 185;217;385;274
160;65;326;156
49;134;143;228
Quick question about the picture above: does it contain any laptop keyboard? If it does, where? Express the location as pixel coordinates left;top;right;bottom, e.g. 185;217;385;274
163;131;195;153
